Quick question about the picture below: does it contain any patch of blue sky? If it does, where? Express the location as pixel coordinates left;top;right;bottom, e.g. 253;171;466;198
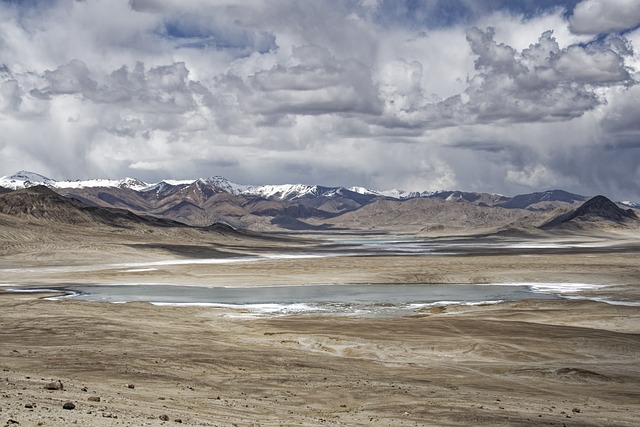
162;19;276;54
371;0;582;29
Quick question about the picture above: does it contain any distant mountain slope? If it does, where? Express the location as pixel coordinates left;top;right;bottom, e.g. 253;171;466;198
0;185;184;228
318;197;532;233
541;195;638;229
1;170;582;208
499;190;586;210
7;169;640;233
61;182;341;227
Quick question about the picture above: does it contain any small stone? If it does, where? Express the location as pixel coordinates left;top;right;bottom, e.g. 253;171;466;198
174;419;182;423
81;387;88;392
62;402;76;410
572;408;581;413
88;396;101;402
24;403;33;409
44;381;63;391
159;414;170;421
126;384;135;389
6;419;19;425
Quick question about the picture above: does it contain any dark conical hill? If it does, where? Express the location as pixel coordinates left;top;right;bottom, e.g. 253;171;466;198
541;195;637;228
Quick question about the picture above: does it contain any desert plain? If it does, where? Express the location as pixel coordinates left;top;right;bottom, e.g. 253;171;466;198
1;214;640;426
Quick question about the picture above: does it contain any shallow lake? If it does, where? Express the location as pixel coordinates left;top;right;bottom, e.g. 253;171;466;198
52;283;563;317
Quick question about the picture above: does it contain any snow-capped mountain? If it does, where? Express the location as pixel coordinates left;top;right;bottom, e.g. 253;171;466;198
0;171;57;189
0;170;618;213
621;201;640;209
349;186;436;199
241;184;363;201
0;171;149;191
6;169;635;233
202;176;249;195
0;170;411;201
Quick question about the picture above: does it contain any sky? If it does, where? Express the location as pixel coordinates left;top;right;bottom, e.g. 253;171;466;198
0;0;639;200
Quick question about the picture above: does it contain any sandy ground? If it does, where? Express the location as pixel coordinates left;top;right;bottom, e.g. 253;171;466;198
1;231;640;426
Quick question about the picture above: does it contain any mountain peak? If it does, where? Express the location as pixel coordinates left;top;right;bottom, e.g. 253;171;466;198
204;176;248;194
573;195;638;221
0;170;55;189
542;195;638;228
9;170;52;181
499;189;586;210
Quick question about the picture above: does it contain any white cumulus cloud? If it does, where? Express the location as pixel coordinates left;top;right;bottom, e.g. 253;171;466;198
0;0;639;201
570;0;640;34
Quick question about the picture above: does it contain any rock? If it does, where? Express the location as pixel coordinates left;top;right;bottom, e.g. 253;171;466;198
126;384;135;389
44;380;63;390
6;420;19;425
24;404;33;409
174;420;182;423
62;402;76;410
572;408;581;413
159;414;170;421
88;396;101;402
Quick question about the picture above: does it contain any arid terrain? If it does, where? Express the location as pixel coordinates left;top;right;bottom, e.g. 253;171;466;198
1;186;640;426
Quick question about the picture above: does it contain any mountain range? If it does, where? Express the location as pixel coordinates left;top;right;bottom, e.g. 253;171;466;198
1;170;638;233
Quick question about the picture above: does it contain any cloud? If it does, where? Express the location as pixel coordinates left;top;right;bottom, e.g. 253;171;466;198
372;25;634;130
462;27;632;120
506;164;569;188
30;59;97;98
1;0;640;201
241;45;383;116
570;0;640;34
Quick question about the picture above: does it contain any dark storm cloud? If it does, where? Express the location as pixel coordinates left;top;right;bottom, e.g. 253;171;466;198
450;140;513;154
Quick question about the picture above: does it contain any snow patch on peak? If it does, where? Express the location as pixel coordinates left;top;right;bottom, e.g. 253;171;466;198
52;177;152;191
0;170;154;191
621;200;640;209
381;189;422;199
9;170;53;182
204;176;249;195
141;180;182;195
156;179;195;186
349;186;434;199
0;170;56;189
242;184;321;200
349;186;377;196
118;178;149;191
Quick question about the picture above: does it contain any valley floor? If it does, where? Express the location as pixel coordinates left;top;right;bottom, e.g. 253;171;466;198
1;231;640;426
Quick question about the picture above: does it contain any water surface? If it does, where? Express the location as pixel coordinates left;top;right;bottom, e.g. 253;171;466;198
55;283;562;317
